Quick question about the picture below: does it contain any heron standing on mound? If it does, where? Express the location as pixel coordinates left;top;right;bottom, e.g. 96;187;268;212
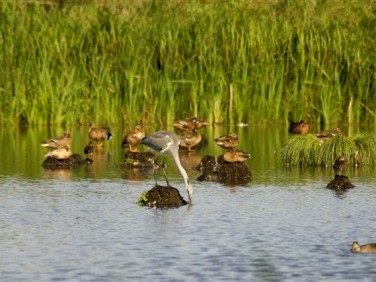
141;131;193;204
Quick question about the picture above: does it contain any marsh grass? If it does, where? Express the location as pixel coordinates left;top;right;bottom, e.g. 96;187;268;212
281;133;376;167
0;0;375;126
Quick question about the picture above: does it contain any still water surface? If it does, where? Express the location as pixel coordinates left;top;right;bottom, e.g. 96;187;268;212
1;125;376;281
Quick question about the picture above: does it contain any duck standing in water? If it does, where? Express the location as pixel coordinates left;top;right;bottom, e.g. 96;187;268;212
223;150;251;163
179;131;202;152
88;122;112;148
173;116;208;152
214;133;239;151
351;241;376;253
122;124;145;152
41;130;71;149
288;120;309;135
333;156;347;175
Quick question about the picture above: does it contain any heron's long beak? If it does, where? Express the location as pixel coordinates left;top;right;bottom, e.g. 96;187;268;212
187;183;193;205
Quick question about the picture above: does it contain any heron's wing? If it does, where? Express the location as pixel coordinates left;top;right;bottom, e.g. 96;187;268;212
141;131;176;153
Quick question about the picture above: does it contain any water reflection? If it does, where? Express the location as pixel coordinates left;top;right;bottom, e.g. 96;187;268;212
42;168;73;180
179;151;202;170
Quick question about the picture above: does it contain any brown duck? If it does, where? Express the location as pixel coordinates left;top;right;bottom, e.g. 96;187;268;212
351;241;376;253
288;120;309;135
187;116;209;130
173;116;209;132
333;156;347;174
122;124;145;152
214;133;239;150
316;128;342;141
44;146;72;160
88;122;112;147
173;119;195;132
223;150;251;163
179;131;202;152
41;130;71;149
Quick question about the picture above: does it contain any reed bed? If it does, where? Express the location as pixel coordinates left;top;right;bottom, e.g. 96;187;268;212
0;0;375;126
281;133;376;167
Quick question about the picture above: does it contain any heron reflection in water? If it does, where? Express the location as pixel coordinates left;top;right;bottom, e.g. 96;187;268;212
141;131;193;204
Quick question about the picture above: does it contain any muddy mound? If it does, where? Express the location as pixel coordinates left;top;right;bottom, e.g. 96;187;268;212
122;151;156;168
137;185;188;208
42;154;91;169
197;154;251;185
326;175;355;190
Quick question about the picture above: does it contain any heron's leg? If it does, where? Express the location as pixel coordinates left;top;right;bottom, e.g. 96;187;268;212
162;161;170;187
153;158;159;186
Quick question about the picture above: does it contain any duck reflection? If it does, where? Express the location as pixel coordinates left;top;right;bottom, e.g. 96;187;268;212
179;150;203;170
84;150;112;177
42;168;72;180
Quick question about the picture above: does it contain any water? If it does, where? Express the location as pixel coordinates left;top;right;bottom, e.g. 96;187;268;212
1;125;376;281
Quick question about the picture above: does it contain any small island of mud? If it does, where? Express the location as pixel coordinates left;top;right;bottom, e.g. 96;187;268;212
137;185;188;208
326;175;355;190
197;155;252;185
42;154;92;169
121;151;156;169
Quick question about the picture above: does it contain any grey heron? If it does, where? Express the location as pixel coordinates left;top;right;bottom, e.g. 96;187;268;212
141;131;193;204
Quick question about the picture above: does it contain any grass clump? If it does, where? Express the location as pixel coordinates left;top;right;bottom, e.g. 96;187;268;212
136;191;149;206
281;133;376;167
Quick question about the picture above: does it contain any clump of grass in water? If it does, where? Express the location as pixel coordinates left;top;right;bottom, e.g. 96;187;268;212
281;134;376;167
136;191;149;206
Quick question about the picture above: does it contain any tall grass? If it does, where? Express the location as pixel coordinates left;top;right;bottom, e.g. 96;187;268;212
0;0;375;127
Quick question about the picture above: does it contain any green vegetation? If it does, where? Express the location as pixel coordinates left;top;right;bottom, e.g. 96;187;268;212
136;191;149;206
0;0;375;126
281;133;376;167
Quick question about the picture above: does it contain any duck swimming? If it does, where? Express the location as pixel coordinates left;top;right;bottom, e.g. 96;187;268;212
122;124;145;152
351;241;376;253
214;133;239;150
288;120;309;135
223;150;251;163
88;122;112;147
41;130;71;149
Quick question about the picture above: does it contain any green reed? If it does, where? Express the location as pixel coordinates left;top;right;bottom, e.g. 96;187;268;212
0;0;375;127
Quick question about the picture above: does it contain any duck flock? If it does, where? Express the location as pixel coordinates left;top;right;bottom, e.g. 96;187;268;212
40;118;350;181
40;117;251;165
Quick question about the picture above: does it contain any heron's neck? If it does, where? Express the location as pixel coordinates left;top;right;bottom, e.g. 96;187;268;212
171;150;189;186
170;149;192;204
